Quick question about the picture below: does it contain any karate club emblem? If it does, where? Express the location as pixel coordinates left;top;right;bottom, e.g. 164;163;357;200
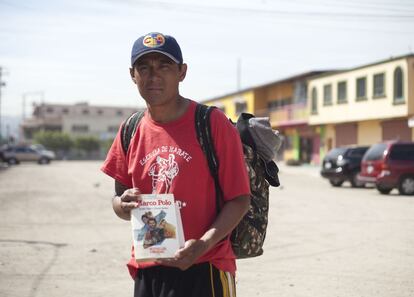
143;33;165;48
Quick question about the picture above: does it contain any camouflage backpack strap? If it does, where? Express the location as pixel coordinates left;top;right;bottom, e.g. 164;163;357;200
194;103;223;212
121;110;145;154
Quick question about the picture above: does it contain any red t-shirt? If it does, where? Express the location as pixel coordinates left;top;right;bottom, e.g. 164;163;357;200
101;100;250;278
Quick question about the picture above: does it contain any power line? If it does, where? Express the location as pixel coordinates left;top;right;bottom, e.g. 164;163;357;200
133;0;414;22
283;0;414;10
283;0;414;14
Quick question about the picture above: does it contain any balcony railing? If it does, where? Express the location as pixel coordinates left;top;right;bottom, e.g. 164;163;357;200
256;103;309;127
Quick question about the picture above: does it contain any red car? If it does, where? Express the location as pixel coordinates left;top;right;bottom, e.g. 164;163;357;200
358;141;414;195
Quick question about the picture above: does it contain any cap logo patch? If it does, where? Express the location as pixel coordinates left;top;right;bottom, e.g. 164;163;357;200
143;33;165;48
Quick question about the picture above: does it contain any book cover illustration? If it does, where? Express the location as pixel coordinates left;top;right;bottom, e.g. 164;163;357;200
131;194;184;262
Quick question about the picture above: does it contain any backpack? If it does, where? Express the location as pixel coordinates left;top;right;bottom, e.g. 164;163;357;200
120;103;281;259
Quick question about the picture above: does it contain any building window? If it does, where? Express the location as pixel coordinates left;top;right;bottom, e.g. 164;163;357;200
107;126;118;133
311;87;318;114
235;101;247;114
46;107;54;113
323;84;332;106
356;77;367;101
337;81;347;103
82;109;89;115
268;101;278;111
267;98;293;111
394;67;404;103
71;125;89;133
116;110;123;116
97;109;103;115
373;73;385;98
62;108;69;114
293;81;307;103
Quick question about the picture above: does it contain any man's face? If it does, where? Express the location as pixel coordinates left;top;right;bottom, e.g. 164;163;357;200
148;219;157;229
130;52;187;107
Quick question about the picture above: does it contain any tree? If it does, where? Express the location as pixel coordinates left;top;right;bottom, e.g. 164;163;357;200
100;138;114;154
33;131;73;152
74;136;100;153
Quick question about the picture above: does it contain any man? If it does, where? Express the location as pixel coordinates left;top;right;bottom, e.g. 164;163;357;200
101;32;250;297
143;218;165;248
137;211;166;241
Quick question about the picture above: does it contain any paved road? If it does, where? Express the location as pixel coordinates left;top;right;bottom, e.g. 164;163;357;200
0;161;413;297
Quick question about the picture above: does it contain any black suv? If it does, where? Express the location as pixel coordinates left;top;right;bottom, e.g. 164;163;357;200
321;146;369;187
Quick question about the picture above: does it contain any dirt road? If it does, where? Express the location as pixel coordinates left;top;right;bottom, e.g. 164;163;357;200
1;161;413;297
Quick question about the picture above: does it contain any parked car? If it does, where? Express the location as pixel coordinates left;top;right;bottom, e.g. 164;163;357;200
0;145;5;163
359;141;414;195
2;145;55;165
321;146;369;187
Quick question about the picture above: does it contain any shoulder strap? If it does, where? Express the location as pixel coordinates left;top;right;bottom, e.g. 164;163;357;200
121;110;145;154
194;104;223;213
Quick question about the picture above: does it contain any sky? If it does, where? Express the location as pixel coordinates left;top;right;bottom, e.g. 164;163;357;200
1;0;414;119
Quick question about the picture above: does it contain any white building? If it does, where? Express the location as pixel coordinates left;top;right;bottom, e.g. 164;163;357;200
21;102;141;141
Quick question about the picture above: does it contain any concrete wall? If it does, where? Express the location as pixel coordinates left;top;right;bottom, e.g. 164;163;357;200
62;115;125;140
357;120;382;145
326;124;335;149
407;57;414;116
204;90;255;121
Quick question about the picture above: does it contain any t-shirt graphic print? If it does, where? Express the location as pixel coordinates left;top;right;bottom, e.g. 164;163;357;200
140;145;193;194
148;154;179;193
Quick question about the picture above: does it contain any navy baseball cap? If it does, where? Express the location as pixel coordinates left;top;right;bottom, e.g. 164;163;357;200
130;32;183;66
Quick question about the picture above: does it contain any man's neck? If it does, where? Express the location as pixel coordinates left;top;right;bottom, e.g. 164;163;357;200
146;96;189;123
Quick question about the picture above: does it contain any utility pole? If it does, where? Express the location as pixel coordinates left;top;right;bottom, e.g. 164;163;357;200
22;91;45;119
0;67;7;141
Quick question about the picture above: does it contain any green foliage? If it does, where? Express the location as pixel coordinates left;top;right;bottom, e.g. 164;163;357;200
33;131;74;151
74;136;101;152
33;131;112;159
101;138;115;154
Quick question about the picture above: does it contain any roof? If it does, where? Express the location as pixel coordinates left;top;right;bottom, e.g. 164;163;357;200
201;70;336;103
307;53;414;81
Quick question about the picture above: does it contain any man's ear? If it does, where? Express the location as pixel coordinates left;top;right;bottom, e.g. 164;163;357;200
129;67;136;84
179;64;187;82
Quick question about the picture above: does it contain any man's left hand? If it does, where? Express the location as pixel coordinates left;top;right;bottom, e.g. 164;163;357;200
155;239;208;270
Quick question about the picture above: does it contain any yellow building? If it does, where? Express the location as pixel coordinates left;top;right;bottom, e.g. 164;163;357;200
203;71;329;163
308;54;414;164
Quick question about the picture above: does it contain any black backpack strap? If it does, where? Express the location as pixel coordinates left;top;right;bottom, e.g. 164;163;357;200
121;110;145;154
195;104;223;213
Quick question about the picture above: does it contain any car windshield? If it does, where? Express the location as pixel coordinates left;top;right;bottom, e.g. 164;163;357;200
326;148;347;158
363;143;387;161
30;144;45;151
347;147;369;158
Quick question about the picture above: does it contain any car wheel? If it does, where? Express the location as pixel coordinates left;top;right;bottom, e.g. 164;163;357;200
350;173;365;188
329;179;343;187
398;176;414;196
7;158;19;165
376;184;392;195
38;158;50;165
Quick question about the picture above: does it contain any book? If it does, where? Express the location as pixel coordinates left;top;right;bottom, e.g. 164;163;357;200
130;193;184;262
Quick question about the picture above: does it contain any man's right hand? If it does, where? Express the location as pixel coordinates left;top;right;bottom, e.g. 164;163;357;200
113;181;142;220
119;187;142;211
